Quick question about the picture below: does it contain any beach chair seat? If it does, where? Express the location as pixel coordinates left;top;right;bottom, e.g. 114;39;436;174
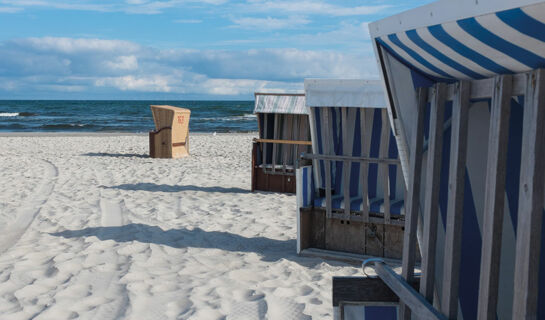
313;196;404;216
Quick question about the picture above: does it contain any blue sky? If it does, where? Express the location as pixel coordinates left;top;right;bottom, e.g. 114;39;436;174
0;0;434;99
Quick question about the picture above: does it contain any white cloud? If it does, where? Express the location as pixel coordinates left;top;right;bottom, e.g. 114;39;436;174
0;37;379;98
0;6;22;13
0;0;228;14
241;1;390;17
174;19;203;23
231;16;310;30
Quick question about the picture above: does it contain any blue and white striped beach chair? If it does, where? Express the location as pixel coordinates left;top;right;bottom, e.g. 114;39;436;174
355;0;545;319
296;79;406;260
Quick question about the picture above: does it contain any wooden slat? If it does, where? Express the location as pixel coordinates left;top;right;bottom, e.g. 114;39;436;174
476;75;512;320
282;114;291;173
332;277;400;306
254;138;312;146
272;114;279;173
440;81;471;318
399;87;427;320
373;261;446;320
444;73;526;100
512;69;545;319
360;108;369;222
419;83;447;303
325;159;332;219
324;108;332;219
301;153;400;164
379;109;392;224
342;108;351;220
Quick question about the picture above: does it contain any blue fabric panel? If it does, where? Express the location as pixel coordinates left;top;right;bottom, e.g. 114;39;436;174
406;29;484;79
364;306;398;319
388;132;399;200
368;109;382;199
391;200;404;216
506;98;524;231
457;17;543;69
427;24;513;75
303;167;309;207
410;68;436;89
388;34;453;78
351;109;363;197
458;170;483;319
437;120;481;318
331;108;343;195
497;8;545;43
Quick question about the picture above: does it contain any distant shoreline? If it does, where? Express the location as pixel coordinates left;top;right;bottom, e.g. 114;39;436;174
0;131;258;137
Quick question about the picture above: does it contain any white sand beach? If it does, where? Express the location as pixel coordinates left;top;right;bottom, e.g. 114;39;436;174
0;133;361;319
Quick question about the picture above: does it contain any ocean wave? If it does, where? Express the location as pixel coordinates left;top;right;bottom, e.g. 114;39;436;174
0;112;37;117
40;123;88;129
198;114;256;122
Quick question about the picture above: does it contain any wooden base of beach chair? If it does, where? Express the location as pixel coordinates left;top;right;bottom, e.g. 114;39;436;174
298;208;407;260
149;129;189;159
251;143;296;193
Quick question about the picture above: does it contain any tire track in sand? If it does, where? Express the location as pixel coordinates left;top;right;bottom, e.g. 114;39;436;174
0;159;58;255
88;165;131;320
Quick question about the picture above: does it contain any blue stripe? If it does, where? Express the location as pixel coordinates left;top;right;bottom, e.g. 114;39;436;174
506;98;524;231
391;200;404;216
388;132;398;200
459;170;482;319
351;109;363;197
303;167;309;207
368;109;382;198
406;29;484;79
497;8;545;43
378;39;443;83
387;34;453;78
457;17;544;69
427;24;513;75
364;306;397;319
331;108;343;195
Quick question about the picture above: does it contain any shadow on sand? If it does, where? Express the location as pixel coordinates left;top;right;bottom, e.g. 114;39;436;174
100;183;250;194
83;152;149;158
50;223;335;266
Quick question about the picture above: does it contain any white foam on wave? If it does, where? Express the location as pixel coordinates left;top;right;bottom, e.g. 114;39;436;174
200;114;256;122
0;113;19;117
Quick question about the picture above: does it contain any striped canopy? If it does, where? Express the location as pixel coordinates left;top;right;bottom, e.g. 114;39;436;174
375;1;545;81
368;1;545;319
254;93;306;114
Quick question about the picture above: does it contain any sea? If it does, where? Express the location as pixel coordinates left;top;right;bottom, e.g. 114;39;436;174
0;100;257;133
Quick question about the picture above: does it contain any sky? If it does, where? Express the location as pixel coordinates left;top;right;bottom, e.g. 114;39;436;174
0;0;434;100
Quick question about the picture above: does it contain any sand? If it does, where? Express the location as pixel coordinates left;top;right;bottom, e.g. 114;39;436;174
0;133;361;319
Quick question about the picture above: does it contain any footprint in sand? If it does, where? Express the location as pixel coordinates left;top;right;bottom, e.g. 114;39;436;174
227;291;310;320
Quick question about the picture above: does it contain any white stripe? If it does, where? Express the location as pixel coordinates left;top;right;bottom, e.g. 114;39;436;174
441;21;528;73
476;14;545;60
521;2;545;25
416;27;493;78
379;35;445;78
396;32;468;79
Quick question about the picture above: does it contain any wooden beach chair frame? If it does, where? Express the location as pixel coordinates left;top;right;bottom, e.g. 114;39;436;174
251;93;311;193
296;79;407;260
348;0;545;319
